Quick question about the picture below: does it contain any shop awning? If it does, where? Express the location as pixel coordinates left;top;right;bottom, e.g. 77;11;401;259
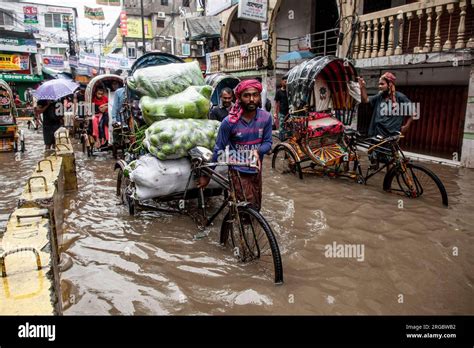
186;16;221;40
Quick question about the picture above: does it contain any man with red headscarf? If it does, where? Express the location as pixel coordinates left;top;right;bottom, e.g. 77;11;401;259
198;79;273;211
359;72;415;137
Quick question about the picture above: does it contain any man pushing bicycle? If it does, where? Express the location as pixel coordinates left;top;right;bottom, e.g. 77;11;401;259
198;79;273;211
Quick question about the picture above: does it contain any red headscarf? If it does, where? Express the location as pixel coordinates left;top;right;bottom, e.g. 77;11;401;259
228;79;263;124
381;72;397;104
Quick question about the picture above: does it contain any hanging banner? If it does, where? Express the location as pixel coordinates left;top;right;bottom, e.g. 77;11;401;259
97;0;121;5
237;0;268;23
78;52;131;70
42;55;65;68
84;6;105;20
0;53;30;71
23;6;39;24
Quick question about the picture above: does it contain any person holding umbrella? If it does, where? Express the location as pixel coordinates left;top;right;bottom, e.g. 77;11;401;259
34;79;79;150
35;99;61;150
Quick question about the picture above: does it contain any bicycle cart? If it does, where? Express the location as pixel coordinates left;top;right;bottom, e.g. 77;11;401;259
117;146;284;284
272;56;448;206
115;53;283;283
0;79;24;152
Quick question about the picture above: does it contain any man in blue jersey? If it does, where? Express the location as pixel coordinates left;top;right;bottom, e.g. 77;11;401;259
198;79;273;211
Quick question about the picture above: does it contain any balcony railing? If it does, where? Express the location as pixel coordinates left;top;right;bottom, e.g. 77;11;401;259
276;28;339;71
352;0;473;59
208;40;268;74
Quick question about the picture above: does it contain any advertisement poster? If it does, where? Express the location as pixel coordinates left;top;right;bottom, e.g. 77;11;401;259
42;55;65;69
0;53;30;71
237;0;268;23
125;18;153;39
0;38;37;53
23;6;39;24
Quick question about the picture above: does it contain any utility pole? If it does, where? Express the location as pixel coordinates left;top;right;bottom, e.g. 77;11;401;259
66;20;77;78
92;22;107;74
140;0;146;54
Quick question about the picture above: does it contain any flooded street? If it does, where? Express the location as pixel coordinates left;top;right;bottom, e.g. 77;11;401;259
1;124;473;315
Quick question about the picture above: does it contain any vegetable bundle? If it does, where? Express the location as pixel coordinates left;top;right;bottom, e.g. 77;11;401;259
144;119;220;160
127;61;205;98
140;85;212;125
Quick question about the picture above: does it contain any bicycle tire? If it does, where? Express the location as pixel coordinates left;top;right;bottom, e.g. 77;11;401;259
116;168;130;204
272;145;303;180
220;206;284;284
383;163;448;206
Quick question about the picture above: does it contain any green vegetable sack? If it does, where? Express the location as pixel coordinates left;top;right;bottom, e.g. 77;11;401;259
140;85;213;125
144;119;220;160
127;61;205;98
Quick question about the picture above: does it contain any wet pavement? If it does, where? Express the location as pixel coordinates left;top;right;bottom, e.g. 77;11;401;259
1;123;473;315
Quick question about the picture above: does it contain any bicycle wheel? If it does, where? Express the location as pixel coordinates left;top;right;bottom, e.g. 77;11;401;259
116;168;130;204
220;206;284;284
272;146;302;179
384;163;448;206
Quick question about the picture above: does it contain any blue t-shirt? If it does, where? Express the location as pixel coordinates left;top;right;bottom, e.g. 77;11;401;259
212;108;273;174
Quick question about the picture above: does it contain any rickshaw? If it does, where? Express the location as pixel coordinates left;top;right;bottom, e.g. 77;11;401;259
204;73;240;108
272;56;448;206
83;74;125;157
0;79;24;152
114;54;284;283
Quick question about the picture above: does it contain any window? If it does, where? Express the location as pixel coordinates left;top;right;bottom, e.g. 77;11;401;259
44;13;62;28
49;47;67;55
161;0;169;5
127;47;137;58
182;0;190;7
0;11;14;26
157;19;165;28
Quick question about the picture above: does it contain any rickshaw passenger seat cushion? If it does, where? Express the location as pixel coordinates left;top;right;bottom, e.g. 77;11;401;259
306;114;344;138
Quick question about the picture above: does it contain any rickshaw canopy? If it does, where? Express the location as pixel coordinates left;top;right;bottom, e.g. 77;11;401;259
129;52;185;74
85;74;125;116
205;73;240;106
0;78;17;122
286;56;359;116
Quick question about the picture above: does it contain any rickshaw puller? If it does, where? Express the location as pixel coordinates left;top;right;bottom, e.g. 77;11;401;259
198;79;273;211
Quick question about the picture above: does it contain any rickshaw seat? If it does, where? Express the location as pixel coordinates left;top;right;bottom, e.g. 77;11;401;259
306;114;344;138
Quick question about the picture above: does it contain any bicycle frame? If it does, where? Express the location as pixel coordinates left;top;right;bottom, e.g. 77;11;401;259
182;160;255;227
347;133;411;185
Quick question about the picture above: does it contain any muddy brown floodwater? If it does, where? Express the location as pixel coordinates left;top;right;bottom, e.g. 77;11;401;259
1;124;473;315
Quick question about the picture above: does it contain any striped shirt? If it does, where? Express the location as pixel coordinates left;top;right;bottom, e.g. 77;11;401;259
212;108;273;174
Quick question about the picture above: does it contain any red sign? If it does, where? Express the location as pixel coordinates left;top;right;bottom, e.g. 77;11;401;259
23;6;38;15
119;11;128;36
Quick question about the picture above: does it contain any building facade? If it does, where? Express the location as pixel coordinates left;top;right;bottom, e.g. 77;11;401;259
338;0;474;166
0;1;78;61
206;0;341;111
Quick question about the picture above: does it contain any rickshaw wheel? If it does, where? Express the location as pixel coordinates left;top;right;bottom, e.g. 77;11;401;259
272;146;302;179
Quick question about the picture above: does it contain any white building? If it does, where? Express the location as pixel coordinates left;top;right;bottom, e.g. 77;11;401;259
0;1;78;61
